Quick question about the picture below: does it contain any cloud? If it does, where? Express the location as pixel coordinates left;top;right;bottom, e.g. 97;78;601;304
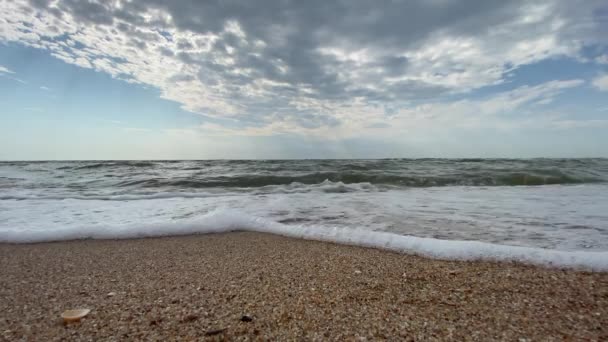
0;64;26;83
0;0;606;133
0;64;14;74
181;79;587;139
365;79;587;133
39;85;50;91
592;74;608;91
596;55;608;64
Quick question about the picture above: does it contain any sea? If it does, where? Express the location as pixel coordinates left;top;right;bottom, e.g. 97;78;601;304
1;159;608;270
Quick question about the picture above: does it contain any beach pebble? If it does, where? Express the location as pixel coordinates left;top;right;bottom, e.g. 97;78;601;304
354;270;362;274
106;292;116;297
61;309;90;323
240;314;253;322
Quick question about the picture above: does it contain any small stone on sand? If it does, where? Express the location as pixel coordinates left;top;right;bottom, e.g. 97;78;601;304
61;309;90;323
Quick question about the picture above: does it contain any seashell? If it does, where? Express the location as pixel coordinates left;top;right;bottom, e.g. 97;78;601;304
61;309;91;323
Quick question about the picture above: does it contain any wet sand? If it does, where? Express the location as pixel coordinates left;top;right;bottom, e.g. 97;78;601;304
1;232;607;340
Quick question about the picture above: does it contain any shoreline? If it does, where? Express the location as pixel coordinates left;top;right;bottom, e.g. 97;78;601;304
3;224;607;271
1;232;607;340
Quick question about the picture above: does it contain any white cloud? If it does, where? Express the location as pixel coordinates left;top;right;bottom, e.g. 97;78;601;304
0;64;26;83
193;79;587;139
0;0;605;135
40;86;50;91
377;79;586;133
3;76;26;84
592;74;608;91
0;65;14;74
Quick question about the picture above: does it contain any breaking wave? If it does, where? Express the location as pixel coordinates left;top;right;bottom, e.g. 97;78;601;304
1;209;606;271
113;171;600;189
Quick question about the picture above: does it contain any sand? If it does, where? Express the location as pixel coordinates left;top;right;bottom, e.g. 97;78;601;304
1;232;606;341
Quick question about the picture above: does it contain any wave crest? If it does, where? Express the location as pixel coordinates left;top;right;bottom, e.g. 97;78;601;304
116;171;599;189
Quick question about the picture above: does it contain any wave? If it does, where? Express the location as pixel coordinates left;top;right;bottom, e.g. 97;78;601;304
1;209;606;271
1;179;601;202
255;180;380;194
0;191;222;201
0;181;381;201
3;160;606;191
71;162;157;170
113;171;600;188
74;163;116;170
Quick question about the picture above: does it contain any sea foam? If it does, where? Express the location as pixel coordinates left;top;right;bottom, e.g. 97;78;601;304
1;209;607;272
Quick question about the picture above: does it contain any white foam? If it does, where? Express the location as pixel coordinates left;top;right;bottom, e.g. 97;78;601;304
1;209;607;272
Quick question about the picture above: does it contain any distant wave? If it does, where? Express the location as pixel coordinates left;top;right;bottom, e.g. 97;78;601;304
1;209;606;271
0;181;381;200
0;191;219;201
72;161;156;170
1;159;606;193
111;171;601;188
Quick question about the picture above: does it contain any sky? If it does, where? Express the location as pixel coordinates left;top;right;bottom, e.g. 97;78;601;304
0;0;607;160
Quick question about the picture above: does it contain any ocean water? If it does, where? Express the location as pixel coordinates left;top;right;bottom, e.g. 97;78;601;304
1;159;608;270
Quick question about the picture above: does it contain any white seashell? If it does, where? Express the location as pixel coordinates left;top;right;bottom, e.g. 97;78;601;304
61;309;91;323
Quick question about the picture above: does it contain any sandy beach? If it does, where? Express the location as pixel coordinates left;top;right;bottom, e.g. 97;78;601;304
1;232;606;340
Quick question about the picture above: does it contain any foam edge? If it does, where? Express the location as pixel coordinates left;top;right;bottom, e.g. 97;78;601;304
1;209;606;272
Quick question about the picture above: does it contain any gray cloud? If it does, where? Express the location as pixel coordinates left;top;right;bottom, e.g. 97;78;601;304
7;0;606;132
